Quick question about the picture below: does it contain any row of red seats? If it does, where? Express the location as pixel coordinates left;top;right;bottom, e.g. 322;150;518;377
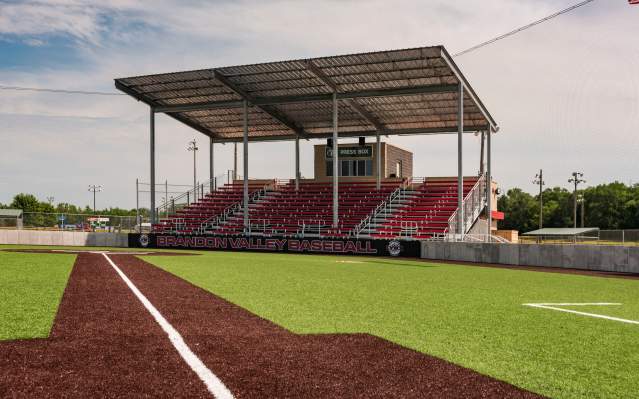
215;180;402;237
152;182;268;233
371;178;479;240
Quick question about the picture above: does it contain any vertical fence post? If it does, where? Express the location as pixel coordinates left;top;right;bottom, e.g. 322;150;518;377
135;178;139;232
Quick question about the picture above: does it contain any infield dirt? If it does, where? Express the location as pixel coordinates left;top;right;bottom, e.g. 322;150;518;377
0;252;543;398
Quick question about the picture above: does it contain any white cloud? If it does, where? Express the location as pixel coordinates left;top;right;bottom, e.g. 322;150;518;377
0;1;105;45
1;0;638;207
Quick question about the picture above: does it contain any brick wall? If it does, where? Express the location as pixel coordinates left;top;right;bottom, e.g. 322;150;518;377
384;144;413;178
313;142;412;180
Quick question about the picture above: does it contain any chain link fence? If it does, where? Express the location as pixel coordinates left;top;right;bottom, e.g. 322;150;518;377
519;230;639;246
1;212;146;233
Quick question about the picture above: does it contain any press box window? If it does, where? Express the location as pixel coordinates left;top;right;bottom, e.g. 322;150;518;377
326;159;373;177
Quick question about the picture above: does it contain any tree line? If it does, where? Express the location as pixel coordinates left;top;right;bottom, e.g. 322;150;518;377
0;193;147;228
0;193;142;216
497;182;639;232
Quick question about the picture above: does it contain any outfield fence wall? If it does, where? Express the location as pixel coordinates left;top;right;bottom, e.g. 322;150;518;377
0;229;129;247
421;242;639;274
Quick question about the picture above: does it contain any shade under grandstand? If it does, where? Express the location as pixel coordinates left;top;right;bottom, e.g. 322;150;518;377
115;45;498;236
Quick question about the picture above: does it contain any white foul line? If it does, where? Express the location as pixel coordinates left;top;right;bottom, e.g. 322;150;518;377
101;253;234;399
523;303;639;325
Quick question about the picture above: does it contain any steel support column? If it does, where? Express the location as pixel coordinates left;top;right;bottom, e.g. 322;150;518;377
233;142;238;181
149;107;156;224
332;92;339;228
457;84;464;236
209;137;214;191
479;131;485;175
486;128;492;238
376;132;381;190
295;136;300;191
242;100;249;232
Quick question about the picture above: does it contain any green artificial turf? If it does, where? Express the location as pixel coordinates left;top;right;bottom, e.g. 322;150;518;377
143;251;639;399
0;251;75;340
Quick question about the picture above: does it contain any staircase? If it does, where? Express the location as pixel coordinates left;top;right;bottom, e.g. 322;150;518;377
357;176;486;240
153;180;272;234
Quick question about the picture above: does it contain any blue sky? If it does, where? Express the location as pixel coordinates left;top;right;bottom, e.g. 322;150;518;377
1;0;638;209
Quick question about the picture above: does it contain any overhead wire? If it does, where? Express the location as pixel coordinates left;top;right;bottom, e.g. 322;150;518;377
453;0;596;57
0;0;597;96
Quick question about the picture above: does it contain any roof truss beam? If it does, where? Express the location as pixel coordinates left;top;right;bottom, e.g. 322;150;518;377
213;69;308;138
153;83;459;113
114;80;222;139
211;125;487;143
439;48;497;130
305;60;386;132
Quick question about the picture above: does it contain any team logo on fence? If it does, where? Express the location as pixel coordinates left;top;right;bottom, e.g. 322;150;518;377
387;240;402;256
139;234;150;248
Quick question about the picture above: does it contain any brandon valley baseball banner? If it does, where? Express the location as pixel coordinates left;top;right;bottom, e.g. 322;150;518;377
128;233;421;258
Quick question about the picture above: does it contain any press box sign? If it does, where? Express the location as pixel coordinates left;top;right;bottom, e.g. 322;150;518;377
325;146;372;159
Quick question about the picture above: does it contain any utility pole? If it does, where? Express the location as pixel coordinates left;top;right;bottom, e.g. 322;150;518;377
187;139;198;193
533;170;545;229
577;193;585;228
135;178;139;232
568;172;586;228
88;185;102;214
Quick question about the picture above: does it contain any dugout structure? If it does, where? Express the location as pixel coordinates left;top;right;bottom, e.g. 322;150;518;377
115;46;498;238
0;209;23;229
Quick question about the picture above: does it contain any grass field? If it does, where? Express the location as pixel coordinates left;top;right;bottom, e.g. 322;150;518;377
142;251;639;399
0;251;75;340
2;246;638;398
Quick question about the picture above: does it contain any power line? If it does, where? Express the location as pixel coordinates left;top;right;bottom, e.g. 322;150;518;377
0;85;124;96
454;0;597;57
0;0;598;96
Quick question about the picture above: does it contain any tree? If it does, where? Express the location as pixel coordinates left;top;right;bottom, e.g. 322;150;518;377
540;187;572;228
497;188;537;232
497;182;639;232
10;193;40;212
583;182;638;229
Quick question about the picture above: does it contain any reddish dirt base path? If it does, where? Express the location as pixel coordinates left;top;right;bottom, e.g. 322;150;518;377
0;253;543;398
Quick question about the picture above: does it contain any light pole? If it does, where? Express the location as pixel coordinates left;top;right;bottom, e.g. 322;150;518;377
533;169;545;229
577;193;585;228
568;172;586;228
187;139;199;193
88;185;102;214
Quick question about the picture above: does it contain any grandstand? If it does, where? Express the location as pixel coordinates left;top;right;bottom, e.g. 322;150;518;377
116;45;501;243
151;173;494;240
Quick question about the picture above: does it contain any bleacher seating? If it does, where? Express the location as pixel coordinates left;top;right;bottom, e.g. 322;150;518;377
152;181;268;234
370;177;479;240
214;180;402;237
152;177;485;240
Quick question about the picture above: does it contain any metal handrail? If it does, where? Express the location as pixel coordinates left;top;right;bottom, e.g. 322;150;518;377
198;182;272;234
446;174;487;237
353;178;412;238
155;176;219;218
433;233;509;244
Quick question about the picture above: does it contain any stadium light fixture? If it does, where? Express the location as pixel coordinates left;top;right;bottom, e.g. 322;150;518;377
187;139;199;193
532;170;545;229
568;172;586;228
88;185;103;214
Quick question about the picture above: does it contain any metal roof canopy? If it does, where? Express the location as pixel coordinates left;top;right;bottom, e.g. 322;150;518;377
115;46;498;143
523;228;600;236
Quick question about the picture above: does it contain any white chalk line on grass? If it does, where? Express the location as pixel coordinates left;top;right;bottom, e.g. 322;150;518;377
523;303;639;325
101;253;234;399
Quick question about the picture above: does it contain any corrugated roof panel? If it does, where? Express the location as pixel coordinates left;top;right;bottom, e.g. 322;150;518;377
115;46;496;141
